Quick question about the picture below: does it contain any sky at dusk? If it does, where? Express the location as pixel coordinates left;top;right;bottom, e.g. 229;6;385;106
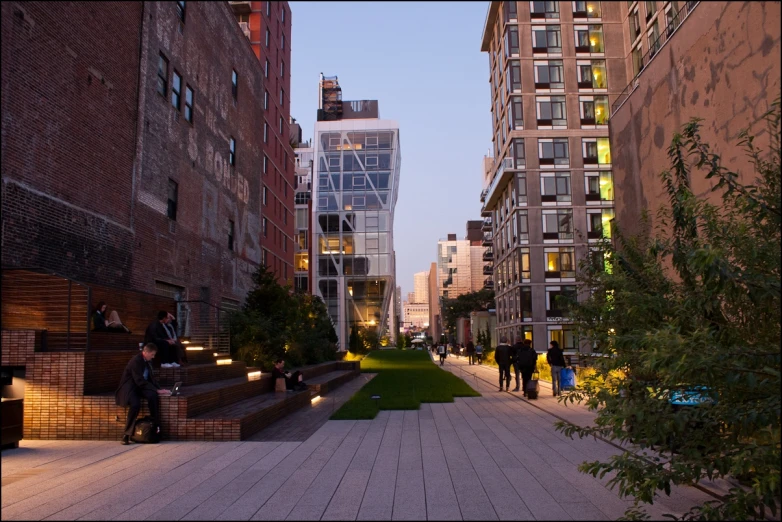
288;1;492;299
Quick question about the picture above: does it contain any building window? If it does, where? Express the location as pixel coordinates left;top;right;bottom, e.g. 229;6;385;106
648;21;661;57
530;1;560;19
582;137;611;165
167;179;178;220
265;28;270;47
264;122;268;143
541;171;572;203
574;25;604;53
536;96;567;127
157;53;168;96
545;247;576;278
532;25;562;53
505;0;518;21
573;1;601;18
533;60;564;89
577;60;607;89
546;285;577;318
579;95;609;125
281;34;285;50
176;0;186;22
504;25;520;57
510;138;525;168
184;85;194;123
281;6;286;23
279;116;284;134
538;138;569;166
264;90;269;110
280;60;285;78
264;59;270;78
280;87;284;106
171;71;182;110
549;325;578;351
262;217;267;237
630;7;642;41
263;186;267;206
587;208;615;239
231;70;239;101
632;43;644;76
520;286;532;320
266;1;271;16
505;60;522;93
542;209;573;240
263;155;268;174
229;137;236;166
519;248;531;279
645;0;656;22
585;171;614;201
228;220;235;251
510;96;523;129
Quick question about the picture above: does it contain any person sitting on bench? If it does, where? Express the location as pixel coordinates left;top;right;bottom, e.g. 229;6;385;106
272;358;307;391
92;301;130;333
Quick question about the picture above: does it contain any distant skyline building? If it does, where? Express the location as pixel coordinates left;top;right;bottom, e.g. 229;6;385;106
413;270;429;304
311;75;401;348
437;234;482;301
402;301;429;330
480;1;626;352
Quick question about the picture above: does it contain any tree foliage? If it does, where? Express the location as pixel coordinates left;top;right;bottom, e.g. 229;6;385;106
557;99;781;520
441;289;495;337
230;265;338;369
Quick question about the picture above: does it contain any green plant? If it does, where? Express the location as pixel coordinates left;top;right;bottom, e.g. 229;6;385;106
441;289;495;337
558;98;781;520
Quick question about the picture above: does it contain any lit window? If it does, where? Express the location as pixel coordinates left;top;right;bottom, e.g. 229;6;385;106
545;247;575;278
574;25;604;53
585;171;614;202
582;137;611;165
577;60;607;89
579;95;609;125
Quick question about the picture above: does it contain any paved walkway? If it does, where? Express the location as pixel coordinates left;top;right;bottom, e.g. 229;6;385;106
1;356;721;521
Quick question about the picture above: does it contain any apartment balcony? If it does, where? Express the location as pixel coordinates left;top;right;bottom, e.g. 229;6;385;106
238;21;251;40
482;218;492;231
481;205;492;217
484;157;517;210
480;189;488;203
484;278;494;289
482;265;493;276
481;233;493;247
229;1;252;15
482;250;494;261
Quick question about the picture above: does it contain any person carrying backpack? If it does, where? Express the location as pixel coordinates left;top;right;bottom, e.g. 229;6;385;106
517;339;538;398
547;340;567;396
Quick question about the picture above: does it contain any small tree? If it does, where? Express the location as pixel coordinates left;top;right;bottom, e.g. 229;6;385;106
558;99;781;520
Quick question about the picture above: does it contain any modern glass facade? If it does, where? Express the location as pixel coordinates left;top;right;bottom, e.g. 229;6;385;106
311;121;401;348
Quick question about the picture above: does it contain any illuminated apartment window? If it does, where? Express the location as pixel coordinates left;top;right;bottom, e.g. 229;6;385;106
574;25;604;53
582;137;611;165
579;95;609;125
532;25;562;53
534;60;564;89
585;171;614;202
549;325;578;351
545;247;575;278
577;60;607;89
530;1;560;19
573;1;601;18
587;208;615;239
519;248;531;280
541;171;571;203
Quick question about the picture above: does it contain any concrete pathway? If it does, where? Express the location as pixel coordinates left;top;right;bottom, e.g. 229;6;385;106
1;356;721;521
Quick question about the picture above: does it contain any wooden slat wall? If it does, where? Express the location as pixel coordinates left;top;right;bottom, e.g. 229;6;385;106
89;285;176;335
1;271;89;335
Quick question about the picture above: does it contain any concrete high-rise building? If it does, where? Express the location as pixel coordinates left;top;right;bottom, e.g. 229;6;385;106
229;1;294;285
311;75;401;349
480;1;627;352
403;302;430;330
413;270;429;304
610;1;780;237
293;137;313;294
428;262;440;340
437;234;476;301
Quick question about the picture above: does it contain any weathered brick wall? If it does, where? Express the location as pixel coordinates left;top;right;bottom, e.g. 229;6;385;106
0;1;141;286
610;2;781;237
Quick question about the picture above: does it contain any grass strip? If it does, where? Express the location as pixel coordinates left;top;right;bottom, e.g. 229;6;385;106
330;350;480;420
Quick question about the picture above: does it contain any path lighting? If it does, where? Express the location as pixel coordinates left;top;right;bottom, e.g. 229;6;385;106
371;395;381;409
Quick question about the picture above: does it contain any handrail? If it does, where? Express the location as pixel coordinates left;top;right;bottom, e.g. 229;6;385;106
611;1;699;115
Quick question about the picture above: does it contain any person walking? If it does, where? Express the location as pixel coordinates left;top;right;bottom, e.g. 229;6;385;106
510;338;525;391
437;344;447;366
517;339;538;397
547;340;567;396
494;336;513;391
465;340;476;365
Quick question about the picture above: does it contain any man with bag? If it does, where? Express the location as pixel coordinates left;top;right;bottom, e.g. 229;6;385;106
465;340;476;365
547;340;566;396
494;336;513;391
517;339;538;398
115;343;171;445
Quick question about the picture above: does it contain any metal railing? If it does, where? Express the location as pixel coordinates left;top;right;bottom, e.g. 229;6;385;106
176;300;232;355
612;1;699;115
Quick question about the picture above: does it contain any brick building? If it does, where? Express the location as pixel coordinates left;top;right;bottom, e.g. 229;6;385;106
1;1;278;307
230;1;295;286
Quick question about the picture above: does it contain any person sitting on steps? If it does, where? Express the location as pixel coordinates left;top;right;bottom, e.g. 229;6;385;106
92;301;131;333
272;358;307;391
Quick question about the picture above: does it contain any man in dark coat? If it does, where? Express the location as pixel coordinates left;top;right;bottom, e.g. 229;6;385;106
510;338;525;392
144;311;178;366
115;343;171;444
517;339;538;397
465;340;476;365
547;340;567;396
494;336;513;392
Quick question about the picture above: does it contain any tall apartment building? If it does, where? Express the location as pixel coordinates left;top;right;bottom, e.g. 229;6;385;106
480;1;627;352
437;234;485;301
229;1;294;285
413;270;429;303
311;75;401;348
610;1;780;236
293;137;313;294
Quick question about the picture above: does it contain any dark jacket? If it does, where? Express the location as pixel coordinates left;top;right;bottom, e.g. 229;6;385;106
92;311;107;331
518;345;538;370
494;343;513;366
115;353;160;406
510;341;524;366
465;341;475;354
144;321;170;347
547;345;566;367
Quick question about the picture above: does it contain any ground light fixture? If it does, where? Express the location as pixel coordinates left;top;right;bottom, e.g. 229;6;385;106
247;371;261;381
371;395;381;409
311;395;322;403
216;358;232;365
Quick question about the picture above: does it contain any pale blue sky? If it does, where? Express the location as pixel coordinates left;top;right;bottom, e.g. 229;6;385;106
289;1;492;299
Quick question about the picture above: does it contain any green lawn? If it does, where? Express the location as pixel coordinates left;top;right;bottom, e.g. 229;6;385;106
330;350;481;420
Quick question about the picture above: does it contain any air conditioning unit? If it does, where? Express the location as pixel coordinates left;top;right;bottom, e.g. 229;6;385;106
238;21;250;40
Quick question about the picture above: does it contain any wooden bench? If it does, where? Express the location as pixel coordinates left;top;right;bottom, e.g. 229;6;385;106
89;332;145;351
305;370;358;395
